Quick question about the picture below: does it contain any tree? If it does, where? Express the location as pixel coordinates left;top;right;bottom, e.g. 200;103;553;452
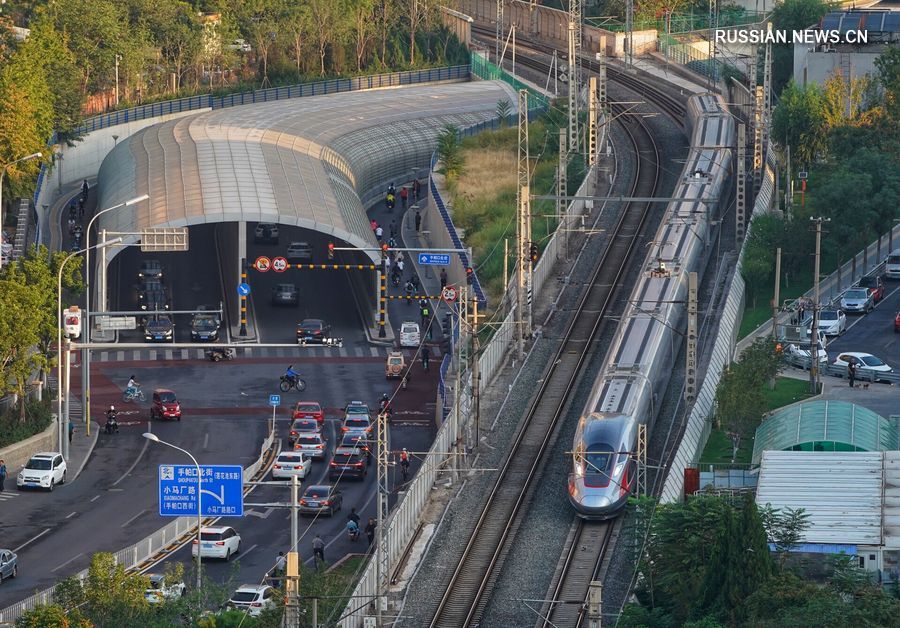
772;81;826;165
348;0;377;72
54;553;150;625
759;504;811;569
714;366;766;461
15;604;90;628
496;99;512;126
875;44;900;118
0;267;42;420
770;0;831;93
437;124;464;179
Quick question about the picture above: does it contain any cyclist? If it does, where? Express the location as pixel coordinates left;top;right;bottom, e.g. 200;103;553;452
125;375;141;397
399;448;410;479
284;364;300;384
405;279;415;304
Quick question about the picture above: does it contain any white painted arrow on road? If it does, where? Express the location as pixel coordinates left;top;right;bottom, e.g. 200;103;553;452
245;507;275;519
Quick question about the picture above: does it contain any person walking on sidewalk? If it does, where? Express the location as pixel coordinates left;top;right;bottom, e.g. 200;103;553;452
0;459;6;492
69;421;75;443
400;186;408;209
365;518;377;547
848;361;856;388
375;225;383;242
413;178;421;201
371;219;378;232
421;345;431;372
271;551;286;587
312;535;325;568
440;268;448;289
415;210;421;232
81;179;89;201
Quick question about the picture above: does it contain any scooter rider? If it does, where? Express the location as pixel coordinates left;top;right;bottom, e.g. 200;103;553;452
346;518;360;541
105;405;119;434
405;279;415;304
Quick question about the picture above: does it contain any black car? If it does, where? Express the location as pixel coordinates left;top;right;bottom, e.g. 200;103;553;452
297;318;330;344
254;223;279;244
340;433;372;462
298;485;342;516
272;283;299;306
286;241;313;263
144;315;174;342
191;313;220;342
138;260;164;281
138;279;170;311
329;447;368;480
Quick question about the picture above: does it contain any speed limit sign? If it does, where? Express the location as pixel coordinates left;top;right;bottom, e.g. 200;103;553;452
442;287;457;302
272;257;288;272
254;256;271;272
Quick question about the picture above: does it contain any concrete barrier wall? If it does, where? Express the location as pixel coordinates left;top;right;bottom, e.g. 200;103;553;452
0;421;58;482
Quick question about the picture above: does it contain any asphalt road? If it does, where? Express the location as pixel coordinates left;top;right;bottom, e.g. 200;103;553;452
823;279;900;368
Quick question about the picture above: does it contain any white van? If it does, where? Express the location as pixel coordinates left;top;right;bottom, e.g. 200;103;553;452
886;249;900;280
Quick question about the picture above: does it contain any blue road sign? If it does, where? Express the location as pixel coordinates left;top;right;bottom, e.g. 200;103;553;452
158;464;244;517
237;283;251;296
269;394;281;407
418;253;451;266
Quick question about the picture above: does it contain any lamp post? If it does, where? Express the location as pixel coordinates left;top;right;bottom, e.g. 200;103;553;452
0;152;43;271
115;54;122;106
57;238;123;456
82;194;149;429
143;433;203;593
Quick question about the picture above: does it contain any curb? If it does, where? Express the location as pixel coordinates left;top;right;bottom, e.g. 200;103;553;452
70;421;100;484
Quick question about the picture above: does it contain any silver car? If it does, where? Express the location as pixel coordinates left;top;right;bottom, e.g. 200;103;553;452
0;549;17;582
293;432;327;460
840;288;874;314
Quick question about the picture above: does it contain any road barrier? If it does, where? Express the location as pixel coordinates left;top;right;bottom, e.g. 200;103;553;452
0;431;276;623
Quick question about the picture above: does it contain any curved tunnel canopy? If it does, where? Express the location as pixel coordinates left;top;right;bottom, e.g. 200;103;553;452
96;80;519;262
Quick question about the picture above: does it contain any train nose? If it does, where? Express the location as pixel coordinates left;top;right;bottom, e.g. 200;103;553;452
581;494;612;510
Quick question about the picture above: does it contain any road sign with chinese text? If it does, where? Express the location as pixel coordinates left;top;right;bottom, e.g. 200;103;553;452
158;464;244;517
418;253;451;266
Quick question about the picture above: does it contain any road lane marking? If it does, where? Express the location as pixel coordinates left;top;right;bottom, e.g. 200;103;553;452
52;552;84;573
112;433;151;487
90;494;101;502
14;528;50;552
65;511;77;519
240;543;258;559
203;432;210;450
121;509;147;528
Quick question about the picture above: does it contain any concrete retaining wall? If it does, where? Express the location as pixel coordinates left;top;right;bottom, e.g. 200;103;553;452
0;420;58;476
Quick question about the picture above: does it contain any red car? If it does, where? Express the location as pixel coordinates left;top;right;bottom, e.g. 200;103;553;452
894;311;900;333
292;401;324;425
857;275;885;302
151;389;181;421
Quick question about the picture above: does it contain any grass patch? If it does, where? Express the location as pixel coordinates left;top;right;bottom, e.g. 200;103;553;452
699;376;815;466
739;268;815;339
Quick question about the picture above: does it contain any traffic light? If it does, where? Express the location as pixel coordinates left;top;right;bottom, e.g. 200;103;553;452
466;267;474;285
529;243;539;265
327;242;335;260
381;242;389;259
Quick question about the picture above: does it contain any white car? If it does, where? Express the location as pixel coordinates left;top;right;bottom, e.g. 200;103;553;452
271;451;311;480
833;352;893;377
17;452;67;491
144;574;186;603
815;310;847;336
228;584;277;617
785;340;827;367
400;321;421;348
191;526;241;561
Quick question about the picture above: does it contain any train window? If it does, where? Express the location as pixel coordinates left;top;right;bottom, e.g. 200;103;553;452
585;442;616;479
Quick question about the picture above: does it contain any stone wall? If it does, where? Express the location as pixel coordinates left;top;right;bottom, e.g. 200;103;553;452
0;421;58;477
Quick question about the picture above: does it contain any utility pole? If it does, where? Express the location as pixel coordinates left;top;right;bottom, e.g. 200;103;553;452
558;129;568;261
736;122;747;244
588;77;599;167
771;247;781;342
516;89;530;358
809;218;829;395
496;0;503;63
375;409;390;624
471;295;481;446
685;272;698;404
762;22;773;155
567;19;578;153
625;0;634;68
284;551;300;627
635;423;647;497
114;54;122;106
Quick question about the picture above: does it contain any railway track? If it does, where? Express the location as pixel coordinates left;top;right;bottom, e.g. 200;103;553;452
427;71;663;627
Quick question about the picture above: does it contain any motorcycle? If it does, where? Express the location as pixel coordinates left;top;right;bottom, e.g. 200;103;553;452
105;416;119;434
123;388;145;403
279;374;307;392
385;194;395;211
347;521;360;542
205;347;235;362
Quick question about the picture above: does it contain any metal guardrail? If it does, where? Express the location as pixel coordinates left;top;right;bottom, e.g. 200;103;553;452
0;430;276;624
781;354;900;385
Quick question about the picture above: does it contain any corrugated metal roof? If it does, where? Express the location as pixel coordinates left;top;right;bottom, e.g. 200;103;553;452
756;451;883;546
752;400;896;465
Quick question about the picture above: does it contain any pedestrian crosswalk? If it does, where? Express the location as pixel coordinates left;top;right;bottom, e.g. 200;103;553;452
93;344;442;363
0;490;19;502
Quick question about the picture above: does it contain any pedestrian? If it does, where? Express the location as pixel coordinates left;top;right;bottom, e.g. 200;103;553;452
312;534;325;568
69;421;75;443
396;258;405;275
81;179;89;200
420;301;430;328
397;250;404;263
422;345;431;371
440;268;448;289
375;225;384;242
797;302;805;325
400;186;409;209
411;274;420;292
390;220;397;238
365;518;377;547
0;459;6;492
414;210;421;232
848;361;856;388
78;197;85;218
384;255;391;275
413;178;421;201
371;219;378;232
271;551;286;587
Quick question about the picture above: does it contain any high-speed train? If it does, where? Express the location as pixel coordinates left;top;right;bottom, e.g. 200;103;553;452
568;93;735;519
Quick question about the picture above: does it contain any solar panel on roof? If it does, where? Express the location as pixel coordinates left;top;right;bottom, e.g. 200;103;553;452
884;14;900;33
822;14;842;29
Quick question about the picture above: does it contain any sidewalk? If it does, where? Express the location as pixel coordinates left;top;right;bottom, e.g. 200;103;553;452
66;421;100;483
779;366;898;419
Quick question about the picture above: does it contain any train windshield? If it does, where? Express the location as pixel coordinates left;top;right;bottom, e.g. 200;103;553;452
584;442;616;487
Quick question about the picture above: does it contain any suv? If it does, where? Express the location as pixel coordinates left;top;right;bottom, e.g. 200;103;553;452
138;279;170;312
286;241;313;263
400;321;421;348
192;526;240;560
17;453;67;491
329;447;368;480
293;432;327;460
297;319;331;344
292;400;324;424
857;275;885;302
138;259;163;281
151;389;181;421
254;222;279;244
341;432;372;461
272;283;299;306
298;485;342;516
289;417;321;439
228;584;276;617
341;414;374;435
272;451;311;480
144;315;174;342
191;313;220;342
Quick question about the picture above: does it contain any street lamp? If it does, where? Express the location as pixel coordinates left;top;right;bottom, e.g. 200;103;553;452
0;152;43;271
81;194;148;430
57;237;123;457
143;432;203;593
